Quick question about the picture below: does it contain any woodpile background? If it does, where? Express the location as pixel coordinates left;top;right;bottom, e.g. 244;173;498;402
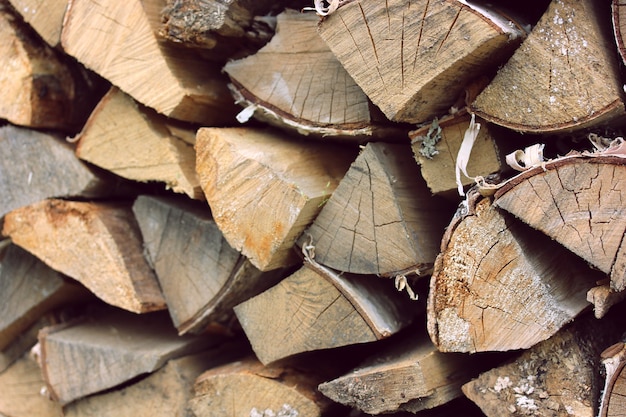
2;0;626;416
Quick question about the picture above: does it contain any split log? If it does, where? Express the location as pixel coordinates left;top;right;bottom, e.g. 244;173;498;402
472;0;626;133
189;356;336;417
298;141;454;277
427;193;601;353
61;0;238;124
63;344;245;417
494;155;626;292
0;124;122;219
0;352;63;417
318;328;491;415
76;87;202;200
462;310;626;417
2;199;166;313
410;111;502;197
195;127;358;271
0;241;88;352
0;313;60;373
234;263;418;365
317;0;525;124
225;9;398;140
599;340;626;417
37;308;224;405
7;0;67;47
0;2;101;131
132;194;284;334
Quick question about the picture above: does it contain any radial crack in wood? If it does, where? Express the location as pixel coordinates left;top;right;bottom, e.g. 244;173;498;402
318;0;525;123
472;0;626;133
2;199;166;313
428;195;600;353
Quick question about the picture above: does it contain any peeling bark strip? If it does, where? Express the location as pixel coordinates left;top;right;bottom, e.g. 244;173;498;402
318;0;524;123
494;156;626;292
472;0;626;133
427;195;599;353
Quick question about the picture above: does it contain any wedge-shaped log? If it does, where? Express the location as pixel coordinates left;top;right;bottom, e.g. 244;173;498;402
64;345;245;417
234;264;418;364
428;195;600;353
0;125;119;219
2;199;166;313
318;328;489;415
0;241;88;352
318;0;525;124
61;0;237;124
0;352;63;417
0;314;59;374
190;356;335;417
133;195;284;334
7;0;67;47
300;142;453;276
38;309;223;405
463;310;626;417
494;156;626;292
0;3;99;130
195;127;357;271
225;10;392;140
76;87;202;199
472;0;626;133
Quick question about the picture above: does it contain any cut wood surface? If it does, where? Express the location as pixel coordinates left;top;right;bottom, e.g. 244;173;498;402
494;155;626;292
299;142;453;276
76;87;202;199
133;195;284;334
0;352;63;417
318;0;525;123
190;356;335;417
2;199;166;313
225;9;390;140
61;0;238;124
7;0;67;47
0;3;98;130
0;241;87;351
0;124;119;219
318;328;489;415
195;127;358;271
410;112;502;196
63;345;245;417
462;310;626;417
599;340;626;417
38;309;224;405
428;194;599;353
234;264;418;365
472;0;626;133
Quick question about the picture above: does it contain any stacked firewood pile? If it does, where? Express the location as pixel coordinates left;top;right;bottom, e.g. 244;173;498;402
2;0;626;415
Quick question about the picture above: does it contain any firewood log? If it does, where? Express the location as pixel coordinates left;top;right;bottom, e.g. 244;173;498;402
189;356;337;417
599;340;626;417
299;141;454;277
318;327;492;415
195;127;357;271
0;2;101;131
234;263;418;365
0;241;89;352
132;194;284;334
494;155;626;292
225;9;398;140
472;0;626;133
75;87;203;200
410;111;502;197
0;313;60;373
462;310;626;417
63;344;246;417
7;0;67;47
2;199;166;313
60;0;238;124
0;352;63;417
318;0;525;124
37;308;225;405
427;193;601;353
0;124;126;219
